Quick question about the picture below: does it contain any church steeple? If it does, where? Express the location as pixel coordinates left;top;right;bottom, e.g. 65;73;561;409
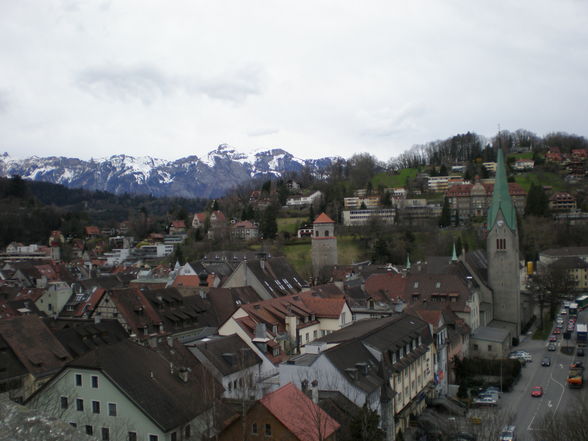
487;148;516;231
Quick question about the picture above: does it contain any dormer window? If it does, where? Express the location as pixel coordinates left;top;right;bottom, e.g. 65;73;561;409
413;282;419;289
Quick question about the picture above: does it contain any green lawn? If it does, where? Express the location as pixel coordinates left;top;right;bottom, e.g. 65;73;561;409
372;169;418;189
277;217;306;234
514;172;565;192
508;152;534;160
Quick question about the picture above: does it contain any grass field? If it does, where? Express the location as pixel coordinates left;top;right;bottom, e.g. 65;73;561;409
277;217;306;234
514;171;564;192
372;169;418;189
281;235;365;279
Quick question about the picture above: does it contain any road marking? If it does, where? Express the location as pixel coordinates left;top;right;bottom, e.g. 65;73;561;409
550;372;566;416
548;400;553;408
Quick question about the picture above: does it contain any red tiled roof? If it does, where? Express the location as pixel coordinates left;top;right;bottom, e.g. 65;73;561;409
314;213;335;224
172;275;201;288
170;220;186;228
445;182;526;197
194;213;207;223
85;226;100;235
260;383;340;441
74;288;106;317
365;272;407;301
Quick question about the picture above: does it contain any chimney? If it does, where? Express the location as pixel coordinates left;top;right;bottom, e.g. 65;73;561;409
253;323;269;353
169;362;174;375
311;379;319;404
178;367;189;383
301;379;309;394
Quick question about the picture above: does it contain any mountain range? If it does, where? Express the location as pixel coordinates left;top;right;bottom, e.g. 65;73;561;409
0;145;339;199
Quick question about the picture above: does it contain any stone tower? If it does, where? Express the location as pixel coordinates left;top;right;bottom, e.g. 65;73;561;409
487;148;521;337
311;213;338;280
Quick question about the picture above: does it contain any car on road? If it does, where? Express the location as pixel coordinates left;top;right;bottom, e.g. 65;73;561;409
548;342;557;351
553;328;561;334
577;347;585;357
549;335;558;342
499;425;516;441
472;396;497;407
531;386;544;397
542;356;551;366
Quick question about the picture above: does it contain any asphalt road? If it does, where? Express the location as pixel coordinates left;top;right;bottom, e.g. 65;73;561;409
499;310;587;441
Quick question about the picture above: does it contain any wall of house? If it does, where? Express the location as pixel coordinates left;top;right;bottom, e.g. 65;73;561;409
469;337;510;359
35;282;72;316
222;263;273;300
27;368;186;441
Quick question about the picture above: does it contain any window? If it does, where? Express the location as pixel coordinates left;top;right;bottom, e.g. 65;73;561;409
128;432;137;441
101;427;110;441
305;333;309;343
69;422;77;428
91;376;99;388
86;425;93;436
108;403;117;416
76;398;84;411
75;374;82;387
252;423;258;434
92;401;100;414
265;423;272;436
341;312;346;324
60;396;68;409
313;330;317;339
488;344;492;351
185;425;191;438
171;433;177;441
473;344;479;350
324;230;329;237
149;435;159;441
496;238;506;250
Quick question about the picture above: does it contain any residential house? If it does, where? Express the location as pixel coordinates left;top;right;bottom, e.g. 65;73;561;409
26;339;222;441
230;220;259;241
280;314;434;437
549;192;577;212
169;220;187;234
218;382;339;441
538;246;588;267
513;158;534;171
207;286;263;325
342;208;396;226
187;334;263;399
469;326;511;359
92;288;165;342
221;256;308;300
549;257;588;290
286;190;323;207
0;315;72;402
218;291;352;388
84;226;101;238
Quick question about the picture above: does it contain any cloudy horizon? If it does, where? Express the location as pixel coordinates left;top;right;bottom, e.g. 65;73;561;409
1;0;587;162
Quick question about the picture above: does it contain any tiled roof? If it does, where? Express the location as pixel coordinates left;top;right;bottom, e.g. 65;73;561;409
242;257;307;296
49;319;127;358
541;247;588;257
260;383;340;441
314;212;335;224
0;315;72;377
59;340;219;431
103;288;163;337
207;286;262;324
170;220;186;228
189;334;261;376
172;275;201;288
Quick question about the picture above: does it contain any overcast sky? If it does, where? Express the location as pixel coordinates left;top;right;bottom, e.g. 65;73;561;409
1;0;587;162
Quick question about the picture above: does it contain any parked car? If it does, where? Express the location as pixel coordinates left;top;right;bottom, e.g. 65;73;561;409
549;335;558;342
548;343;557;351
577;347;585;357
542;356;551;366
531;386;543;397
499;425;516;441
472;396;497;407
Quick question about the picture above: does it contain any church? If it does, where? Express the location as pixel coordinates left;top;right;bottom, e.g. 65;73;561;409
463;148;532;346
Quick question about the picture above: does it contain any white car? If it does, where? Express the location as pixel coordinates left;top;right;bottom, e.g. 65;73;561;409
472;396;497;407
499;425;516;441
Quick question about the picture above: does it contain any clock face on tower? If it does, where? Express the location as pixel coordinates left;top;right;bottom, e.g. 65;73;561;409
497;220;504;227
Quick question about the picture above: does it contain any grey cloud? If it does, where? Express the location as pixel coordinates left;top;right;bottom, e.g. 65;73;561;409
77;64;264;105
361;103;427;138
77;66;171;105
190;65;264;104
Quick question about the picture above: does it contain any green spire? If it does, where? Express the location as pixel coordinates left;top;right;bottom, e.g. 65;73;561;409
451;242;458;262
406;253;411;270
487;148;516;231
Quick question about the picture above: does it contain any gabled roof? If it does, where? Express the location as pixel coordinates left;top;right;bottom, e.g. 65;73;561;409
240;257;307;296
487;148;517;231
207;286;263;324
190;334;261;377
0;315;72;377
49;340;219;431
313;212;335;224
260;383;340;441
48;319;128;358
100;288;162;336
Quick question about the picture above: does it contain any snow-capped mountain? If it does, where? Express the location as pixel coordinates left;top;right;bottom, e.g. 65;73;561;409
0;146;340;198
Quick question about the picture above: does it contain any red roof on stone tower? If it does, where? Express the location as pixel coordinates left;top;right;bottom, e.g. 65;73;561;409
313;213;335;224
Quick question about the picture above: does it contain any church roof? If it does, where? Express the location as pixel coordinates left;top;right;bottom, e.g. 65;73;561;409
487;148;517;231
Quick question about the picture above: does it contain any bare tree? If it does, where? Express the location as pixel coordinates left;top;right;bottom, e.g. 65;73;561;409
533;393;588;441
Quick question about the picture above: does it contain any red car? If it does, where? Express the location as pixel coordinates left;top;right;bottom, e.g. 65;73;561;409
553;328;561;334
549;335;558;342
531;386;543;397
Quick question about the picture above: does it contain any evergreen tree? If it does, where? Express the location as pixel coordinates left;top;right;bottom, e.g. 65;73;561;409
439;197;451;227
349;403;385;441
260;205;278;239
525;183;549;216
439;164;448;176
